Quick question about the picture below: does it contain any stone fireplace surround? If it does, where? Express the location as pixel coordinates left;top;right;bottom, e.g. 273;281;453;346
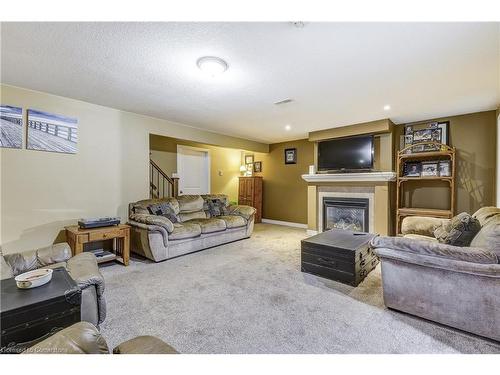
318;188;374;233
303;172;396;236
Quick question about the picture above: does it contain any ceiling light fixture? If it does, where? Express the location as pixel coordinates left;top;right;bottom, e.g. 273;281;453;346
197;56;228;77
285;124;291;131
383;105;391;111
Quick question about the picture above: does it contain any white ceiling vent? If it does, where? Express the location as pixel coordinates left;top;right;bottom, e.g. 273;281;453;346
273;98;294;105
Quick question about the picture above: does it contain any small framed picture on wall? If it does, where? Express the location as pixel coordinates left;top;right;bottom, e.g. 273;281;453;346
253;161;262;173
284;148;297;164
245;154;254;165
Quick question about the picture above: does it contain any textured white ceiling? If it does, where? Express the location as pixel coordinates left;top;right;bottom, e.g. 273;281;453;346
1;22;499;143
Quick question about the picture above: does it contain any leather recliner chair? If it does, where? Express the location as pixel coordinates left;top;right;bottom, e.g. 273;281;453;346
22;321;178;354
1;243;106;327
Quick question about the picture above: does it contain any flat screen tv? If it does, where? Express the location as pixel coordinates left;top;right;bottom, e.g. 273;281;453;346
317;135;374;172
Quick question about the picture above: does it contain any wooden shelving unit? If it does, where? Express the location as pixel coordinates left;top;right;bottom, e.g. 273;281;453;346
396;142;456;234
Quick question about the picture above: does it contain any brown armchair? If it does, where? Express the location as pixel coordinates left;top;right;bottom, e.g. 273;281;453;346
23;322;178;354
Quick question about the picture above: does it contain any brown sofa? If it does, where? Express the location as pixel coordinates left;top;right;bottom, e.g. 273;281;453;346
371;207;500;341
23;321;177;354
128;194;256;262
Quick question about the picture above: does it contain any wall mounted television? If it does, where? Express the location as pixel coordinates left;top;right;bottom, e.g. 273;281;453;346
317;135;374;172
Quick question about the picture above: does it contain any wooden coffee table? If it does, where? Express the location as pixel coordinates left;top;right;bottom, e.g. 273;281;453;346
65;224;130;266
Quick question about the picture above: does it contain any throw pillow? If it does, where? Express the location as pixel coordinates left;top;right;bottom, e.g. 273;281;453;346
148;202;178;223
434;212;481;247
207;199;229;217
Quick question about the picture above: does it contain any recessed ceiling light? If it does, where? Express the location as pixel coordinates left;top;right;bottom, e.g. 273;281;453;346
197;56;228;77
285;124;291;131
383;105;391;111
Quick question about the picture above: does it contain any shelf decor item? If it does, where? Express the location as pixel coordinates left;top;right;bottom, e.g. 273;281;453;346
404;162;421;177
439;160;451;177
284;148;297;164
396;142;456;234
421;162;439;177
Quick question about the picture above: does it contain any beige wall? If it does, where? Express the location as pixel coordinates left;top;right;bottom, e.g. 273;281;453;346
149;134;243;202
395;110;497;214
0;85;268;254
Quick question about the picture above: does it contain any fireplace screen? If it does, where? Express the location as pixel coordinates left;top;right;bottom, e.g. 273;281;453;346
323;197;369;232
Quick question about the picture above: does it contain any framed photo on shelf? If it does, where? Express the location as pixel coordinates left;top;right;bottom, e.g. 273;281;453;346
411;144;425;153
284;148;297;164
438;160;451;177
421;162;439;177
404;162;421;177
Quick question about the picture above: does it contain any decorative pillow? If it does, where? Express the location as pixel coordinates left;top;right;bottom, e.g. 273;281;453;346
434;212;481;247
207;199;229;217
147;202;178;223
470;216;500;257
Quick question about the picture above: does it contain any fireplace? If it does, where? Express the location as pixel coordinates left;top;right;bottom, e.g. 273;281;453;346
322;197;369;232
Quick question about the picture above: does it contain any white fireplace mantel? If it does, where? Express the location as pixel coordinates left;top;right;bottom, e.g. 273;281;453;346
301;171;396;183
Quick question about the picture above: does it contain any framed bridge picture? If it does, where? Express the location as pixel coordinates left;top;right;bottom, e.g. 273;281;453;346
0;105;23;149
27;109;78;154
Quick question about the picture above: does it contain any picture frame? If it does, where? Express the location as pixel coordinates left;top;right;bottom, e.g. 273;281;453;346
412;128;432;143
438;160;451;177
411;144;425;153
244;154;254;164
0;105;23;149
284;148;297;164
253;161;262;173
421;162;439;177
436;121;449;145
404;134;413;147
404;162;421;177
27;109;78;154
246;163;253;176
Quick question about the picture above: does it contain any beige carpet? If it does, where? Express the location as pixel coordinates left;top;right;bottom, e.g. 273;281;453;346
99;224;500;353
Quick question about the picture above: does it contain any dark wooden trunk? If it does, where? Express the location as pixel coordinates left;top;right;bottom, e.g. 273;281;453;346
1;268;81;353
301;229;378;286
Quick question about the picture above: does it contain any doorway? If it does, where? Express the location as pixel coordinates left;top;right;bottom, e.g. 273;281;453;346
177;145;210;195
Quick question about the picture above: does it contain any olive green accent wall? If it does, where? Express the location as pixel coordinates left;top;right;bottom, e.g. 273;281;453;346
253;139;314;224
149;134;243;203
258;110;497;225
395;110;497;214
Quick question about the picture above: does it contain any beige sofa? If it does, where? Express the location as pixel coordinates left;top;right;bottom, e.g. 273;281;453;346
128;194;256;262
371;207;500;341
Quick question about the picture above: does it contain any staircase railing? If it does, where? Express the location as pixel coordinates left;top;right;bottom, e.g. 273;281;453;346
150;159;179;199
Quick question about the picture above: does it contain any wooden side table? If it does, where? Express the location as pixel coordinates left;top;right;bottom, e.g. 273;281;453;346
65;224;130;266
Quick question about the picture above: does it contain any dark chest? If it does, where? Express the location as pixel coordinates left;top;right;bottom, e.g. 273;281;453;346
301;229;378;286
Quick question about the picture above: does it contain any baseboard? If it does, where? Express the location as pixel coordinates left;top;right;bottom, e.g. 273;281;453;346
306;229;318;236
261;218;308;229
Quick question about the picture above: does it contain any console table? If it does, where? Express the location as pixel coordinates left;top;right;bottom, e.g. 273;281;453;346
65;224;130;266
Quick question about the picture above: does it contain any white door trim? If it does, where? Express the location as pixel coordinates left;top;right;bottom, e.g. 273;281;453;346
177;145;211;195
